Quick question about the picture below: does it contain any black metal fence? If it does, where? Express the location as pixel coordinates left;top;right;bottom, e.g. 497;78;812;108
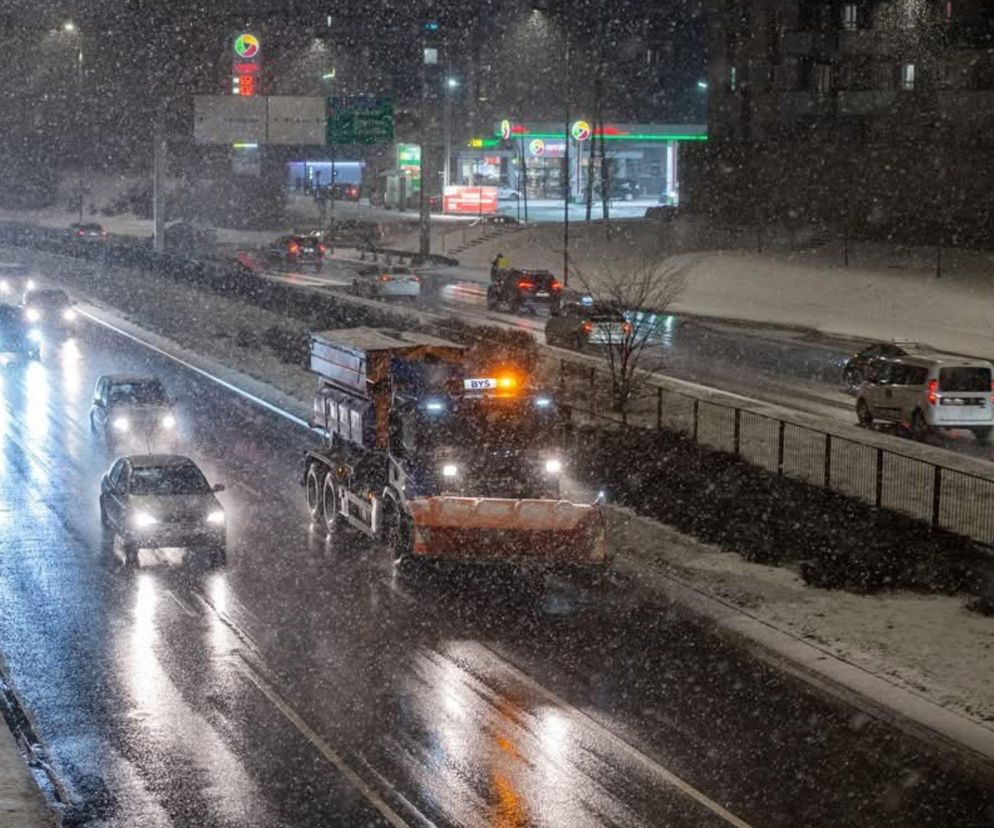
557;359;994;548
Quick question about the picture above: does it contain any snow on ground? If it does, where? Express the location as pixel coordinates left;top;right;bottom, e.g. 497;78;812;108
614;510;994;729
16;241;994;742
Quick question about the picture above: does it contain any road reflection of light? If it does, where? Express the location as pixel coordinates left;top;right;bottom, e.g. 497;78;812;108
24;361;48;441
536;707;569;758
205;572;233;656
115;574;268;822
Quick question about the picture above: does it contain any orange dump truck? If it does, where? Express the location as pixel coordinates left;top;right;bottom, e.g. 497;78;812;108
300;327;608;571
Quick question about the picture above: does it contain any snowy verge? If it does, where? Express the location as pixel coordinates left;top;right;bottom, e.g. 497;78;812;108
23;247;994;771
612;509;994;767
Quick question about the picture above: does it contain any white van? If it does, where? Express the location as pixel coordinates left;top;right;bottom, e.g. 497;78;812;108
855;351;994;442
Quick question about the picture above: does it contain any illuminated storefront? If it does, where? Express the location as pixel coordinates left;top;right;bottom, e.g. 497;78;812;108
459;121;707;203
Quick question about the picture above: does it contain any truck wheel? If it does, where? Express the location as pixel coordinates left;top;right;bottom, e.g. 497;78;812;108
384;507;416;569
305;464;325;522
486;287;498;311
322;474;342;534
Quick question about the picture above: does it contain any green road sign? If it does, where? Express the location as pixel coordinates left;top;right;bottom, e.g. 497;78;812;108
327;96;394;145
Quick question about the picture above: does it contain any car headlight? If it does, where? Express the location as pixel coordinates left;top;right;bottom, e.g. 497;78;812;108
206;509;225;525
62;308;77;322
27;328;42;343
544;458;563;475
132;511;157;528
24;308;40;323
0;280;8;294
112;416;129;432
25;279;35;291
161;414;176;429
441;463;459;478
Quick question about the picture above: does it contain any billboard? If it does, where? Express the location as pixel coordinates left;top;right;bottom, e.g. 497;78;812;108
327;96;395;145
194;96;266;144
268;97;326;145
443;186;497;215
194;96;326;145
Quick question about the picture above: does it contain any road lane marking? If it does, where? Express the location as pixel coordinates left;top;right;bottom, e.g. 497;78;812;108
234;657;413;828
479;642;755;828
76;309;318;433
164;589;198;617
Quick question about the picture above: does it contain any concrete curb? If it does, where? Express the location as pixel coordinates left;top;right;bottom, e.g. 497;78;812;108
0;723;52;827
611;507;994;779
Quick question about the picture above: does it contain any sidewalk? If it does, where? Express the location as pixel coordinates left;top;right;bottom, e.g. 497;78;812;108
0;717;53;827
16;244;992;771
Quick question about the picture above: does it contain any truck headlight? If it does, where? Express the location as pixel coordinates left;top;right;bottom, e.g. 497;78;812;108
27;328;42;343
441;463;459;478
206;510;225;525
24;308;41;323
161;414;176;429
544;458;563;475
62;308;77;322
132;511;157;528
0;280;8;294
112;416;129;432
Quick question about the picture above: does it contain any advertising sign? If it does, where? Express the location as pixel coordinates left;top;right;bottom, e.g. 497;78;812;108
232;33;261;97
443;186;497;215
528;139;565;159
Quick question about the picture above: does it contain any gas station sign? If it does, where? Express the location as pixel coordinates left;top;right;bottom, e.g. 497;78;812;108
232;32;261;97
443;186;497;215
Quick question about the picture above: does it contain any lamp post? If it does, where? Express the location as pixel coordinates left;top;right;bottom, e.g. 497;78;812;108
444;76;458;190
64;22;85;223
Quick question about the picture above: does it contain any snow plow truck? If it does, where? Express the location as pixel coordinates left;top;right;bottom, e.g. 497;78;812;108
301;327;609;571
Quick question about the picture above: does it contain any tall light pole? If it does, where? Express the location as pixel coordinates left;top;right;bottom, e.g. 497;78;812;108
64;21;85;223
444;76;458;190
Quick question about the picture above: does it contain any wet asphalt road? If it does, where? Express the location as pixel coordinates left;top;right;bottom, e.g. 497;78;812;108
2;318;994;826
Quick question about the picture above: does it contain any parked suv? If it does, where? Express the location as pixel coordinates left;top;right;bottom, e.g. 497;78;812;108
855;352;994;442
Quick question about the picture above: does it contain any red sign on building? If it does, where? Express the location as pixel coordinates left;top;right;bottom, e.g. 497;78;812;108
443;186;498;215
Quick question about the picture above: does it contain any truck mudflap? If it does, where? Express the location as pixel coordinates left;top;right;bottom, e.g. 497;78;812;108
406;497;609;565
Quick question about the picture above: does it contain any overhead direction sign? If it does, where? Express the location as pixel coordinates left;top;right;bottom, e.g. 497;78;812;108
327;96;394;145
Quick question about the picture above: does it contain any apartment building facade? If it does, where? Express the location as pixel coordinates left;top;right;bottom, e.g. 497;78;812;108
691;1;994;243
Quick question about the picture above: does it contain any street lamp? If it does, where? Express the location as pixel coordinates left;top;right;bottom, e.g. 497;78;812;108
444;76;458;190
63;21;85;222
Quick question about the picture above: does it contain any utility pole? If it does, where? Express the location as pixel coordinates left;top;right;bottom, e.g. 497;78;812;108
152;115;166;252
563;34;571;288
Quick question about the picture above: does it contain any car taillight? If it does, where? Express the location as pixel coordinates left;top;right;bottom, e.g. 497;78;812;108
927;378;938;405
380;274;391;282
288;242;301;255
581;321;594;334
517;280;534;290
317;242;327;255
550;280;562;291
76;229;85;236
412;275;421;283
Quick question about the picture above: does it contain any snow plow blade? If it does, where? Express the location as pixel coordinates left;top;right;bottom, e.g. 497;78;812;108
406;497;608;565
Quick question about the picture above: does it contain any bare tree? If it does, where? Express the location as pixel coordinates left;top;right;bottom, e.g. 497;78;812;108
572;254;688;414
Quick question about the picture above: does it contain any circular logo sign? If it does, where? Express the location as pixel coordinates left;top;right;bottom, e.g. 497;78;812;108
529;139;545;157
234;33;260;59
571;120;592;141
500;119;512;141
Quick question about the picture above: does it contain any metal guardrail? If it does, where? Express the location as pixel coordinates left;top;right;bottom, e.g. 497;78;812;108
4;218;994;548
556;359;994;548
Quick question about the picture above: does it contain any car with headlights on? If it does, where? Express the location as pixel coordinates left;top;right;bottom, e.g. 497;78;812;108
21;287;77;331
0;304;41;363
99;455;226;566
350;264;421;300
90;375;178;448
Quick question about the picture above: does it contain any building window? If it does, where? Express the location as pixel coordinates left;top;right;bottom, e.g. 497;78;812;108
729;65;737;91
842;4;858;31
901;63;915;91
814;64;832;93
